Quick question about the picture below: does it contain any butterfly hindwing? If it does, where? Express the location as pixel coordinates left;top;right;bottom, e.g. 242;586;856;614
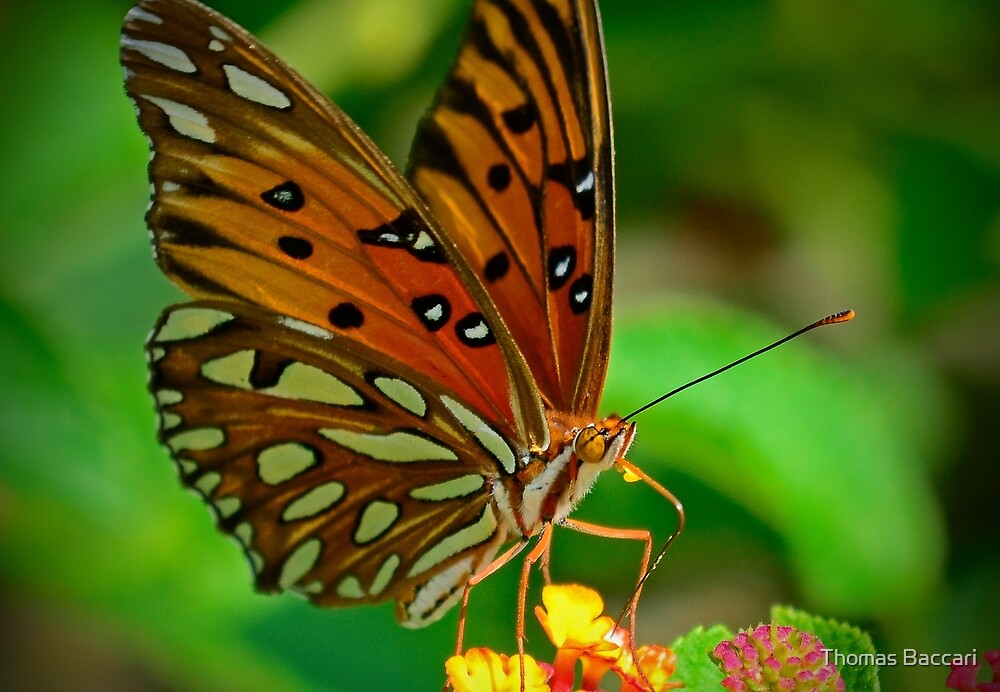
149;301;513;625
410;0;614;415
122;0;548;446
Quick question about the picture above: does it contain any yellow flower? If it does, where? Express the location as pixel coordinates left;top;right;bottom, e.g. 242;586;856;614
535;584;620;691
446;647;551;692
534;584;617;651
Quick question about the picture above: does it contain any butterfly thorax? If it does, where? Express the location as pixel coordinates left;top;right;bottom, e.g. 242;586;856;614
493;414;636;538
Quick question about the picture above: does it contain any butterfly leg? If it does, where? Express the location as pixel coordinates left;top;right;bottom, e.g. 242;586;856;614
454;537;531;656
516;524;553;692
539;529;554;585
558;519;652;627
559;461;686;691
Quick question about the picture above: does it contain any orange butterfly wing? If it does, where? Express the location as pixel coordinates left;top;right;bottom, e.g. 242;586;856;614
122;0;546;446
410;0;614;415
148;301;511;625
122;0;617;628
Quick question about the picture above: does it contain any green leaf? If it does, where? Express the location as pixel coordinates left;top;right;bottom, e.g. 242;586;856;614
604;298;944;616
771;605;881;692
671;624;732;689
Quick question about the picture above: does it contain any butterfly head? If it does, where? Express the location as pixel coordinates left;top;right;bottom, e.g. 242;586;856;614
573;416;636;468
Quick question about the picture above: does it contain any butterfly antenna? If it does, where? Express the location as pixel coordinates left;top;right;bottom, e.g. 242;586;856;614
613;309;854;632
620;309;855;423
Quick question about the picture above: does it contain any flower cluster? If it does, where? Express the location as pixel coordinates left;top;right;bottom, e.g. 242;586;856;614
711;624;844;691
446;584;681;692
946;649;1000;692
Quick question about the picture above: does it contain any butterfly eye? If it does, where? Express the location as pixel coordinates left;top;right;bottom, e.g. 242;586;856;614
573;424;607;464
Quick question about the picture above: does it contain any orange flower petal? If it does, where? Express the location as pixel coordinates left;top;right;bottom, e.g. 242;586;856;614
617;644;682;692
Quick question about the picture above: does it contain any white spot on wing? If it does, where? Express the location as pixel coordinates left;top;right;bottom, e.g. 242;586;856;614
554;256;571;278
200;349;254;388
154;307;233;342
208;39;225;52
141;95;216;143
167;427;224;453
277;316;334;340
354;500;400;544
121;38;196;73
155;389;183;406
462;318;490;342
193;471;221;496
268;363;364;406
234;522;253;546
222;64;292;109
320;429;457;462
424;303;444;322
209;26;232;41
576;170;595;194
200;352;364;407
370;554;401;596
214;496;241;518
125;7;163;24
409;475;485;501
373;376;426;416
160;411;182;430
282;481;345;521
411;230;435;251
278;538;322;588
336;576;365;599
441;396;517;473
257;443;317;485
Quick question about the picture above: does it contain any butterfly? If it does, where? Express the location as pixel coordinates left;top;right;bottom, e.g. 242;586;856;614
121;0;672;634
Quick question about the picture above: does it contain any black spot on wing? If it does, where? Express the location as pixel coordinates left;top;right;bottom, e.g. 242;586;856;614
547;246;576;291
357;210;446;264
329;302;364;329
484;252;510;282
455;313;496;348
278;236;313;259
548;160;595;221
569;274;593;315
261;181;304;211
411;294;451;332
501;103;536;133
487;164;512;191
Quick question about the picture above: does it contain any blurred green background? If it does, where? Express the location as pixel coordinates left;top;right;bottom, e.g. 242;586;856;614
1;0;997;689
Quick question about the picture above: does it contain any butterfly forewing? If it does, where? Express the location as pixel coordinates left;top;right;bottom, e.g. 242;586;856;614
149;301;512;624
410;0;614;415
122;0;548;446
124;0;623;630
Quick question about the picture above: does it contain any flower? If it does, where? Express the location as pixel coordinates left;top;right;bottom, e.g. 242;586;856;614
535;584;619;691
535;584;618;651
712;624;844;691
447;584;681;692
946;649;1000;692
445;647;551;692
535;584;681;692
616;643;684;692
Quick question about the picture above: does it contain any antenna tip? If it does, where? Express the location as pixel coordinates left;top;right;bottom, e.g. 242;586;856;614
820;309;855;326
